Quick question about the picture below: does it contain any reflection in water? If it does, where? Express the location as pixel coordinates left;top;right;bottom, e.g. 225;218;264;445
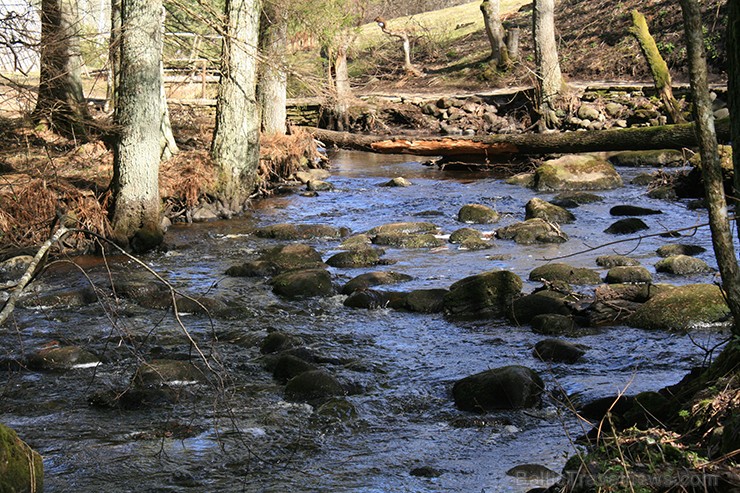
0;150;728;492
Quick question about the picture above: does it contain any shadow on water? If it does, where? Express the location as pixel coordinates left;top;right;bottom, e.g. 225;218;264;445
0;149;729;492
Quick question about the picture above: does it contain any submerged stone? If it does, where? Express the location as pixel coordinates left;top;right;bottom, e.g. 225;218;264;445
341;271;413;295
609;205;662;216
604;217;649;235
254;223;349;240
27;345;100;371
656;244;707;257
533;339;587;363
325;249;382;268
284;370;346;403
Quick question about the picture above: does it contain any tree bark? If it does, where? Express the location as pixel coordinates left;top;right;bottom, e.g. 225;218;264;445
258;2;289;135
480;0;509;69
680;0;740;334
211;0;262;214
110;0;164;252
34;0;93;137
307;119;730;158
532;0;564;131
629;10;686;125
158;7;178;160
726;0;740;337
321;38;353;131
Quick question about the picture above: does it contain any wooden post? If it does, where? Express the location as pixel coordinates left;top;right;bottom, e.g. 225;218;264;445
201;59;207;99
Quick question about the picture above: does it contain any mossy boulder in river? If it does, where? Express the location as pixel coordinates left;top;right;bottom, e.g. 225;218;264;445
372;233;444;249
254;223;350;240
627;284;730;331
595;255;640;268
452;365;544;412
443;270;522;319
655;255;712;275
495;218;568;244
405;288;449;313
258;243;326;272
367;221;438;236
325;248;382;268
656;243;706;257
272;269;334;298
341;271;413;295
524;197;575;224
343;289;406;309
608;149;684;167
534;154;623;191
133;359;206;387
457;204;500;224
529;263;601;285
449;227;482;244
0;423;43;493
605;266;653;284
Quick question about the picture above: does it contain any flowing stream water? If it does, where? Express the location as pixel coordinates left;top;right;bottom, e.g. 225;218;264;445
0;150;730;492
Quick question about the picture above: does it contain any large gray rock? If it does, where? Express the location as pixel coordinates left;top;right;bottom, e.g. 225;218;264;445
372;233;444;249
525;197;575;224
534;155;623;191
272;269;334;298
444;270;522;319
452;365;544;412
495;218;568;244
656;244;706;257
0;424;44;493
627;284;730;331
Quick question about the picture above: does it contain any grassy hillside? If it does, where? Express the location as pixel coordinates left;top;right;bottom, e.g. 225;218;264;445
342;0;727;95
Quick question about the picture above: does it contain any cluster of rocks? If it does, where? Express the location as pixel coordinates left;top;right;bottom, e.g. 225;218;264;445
348;87;729;137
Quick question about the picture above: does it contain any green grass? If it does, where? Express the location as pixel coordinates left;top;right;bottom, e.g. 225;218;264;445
354;0;530;51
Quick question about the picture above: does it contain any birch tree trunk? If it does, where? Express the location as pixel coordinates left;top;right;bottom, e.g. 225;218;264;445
480;0;509;69
532;0;564;131
110;0;164;252
680;0;740;336
34;0;93;137
258;2;288;135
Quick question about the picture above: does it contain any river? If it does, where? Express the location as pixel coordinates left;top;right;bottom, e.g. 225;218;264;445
0;150;728;492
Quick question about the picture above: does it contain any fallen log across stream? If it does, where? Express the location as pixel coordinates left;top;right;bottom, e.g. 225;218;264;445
305;118;730;160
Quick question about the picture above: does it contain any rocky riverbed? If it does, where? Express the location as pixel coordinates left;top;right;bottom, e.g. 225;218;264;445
0;149;733;492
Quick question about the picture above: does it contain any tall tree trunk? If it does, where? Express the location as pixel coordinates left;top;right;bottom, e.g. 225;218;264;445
532;0;563;131
258;2;288;135
110;0;164;253
34;0;93;138
108;0;121;112
480;0;509;69
158;7;178;159
729;0;740;237
211;0;262;214
630;10;686;125
320;38;352;132
680;0;740;337
375;17;423;77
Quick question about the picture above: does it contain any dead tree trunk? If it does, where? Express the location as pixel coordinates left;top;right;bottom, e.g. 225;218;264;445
533;0;564;131
374;17;423;77
629;10;686;124
307;119;730;158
